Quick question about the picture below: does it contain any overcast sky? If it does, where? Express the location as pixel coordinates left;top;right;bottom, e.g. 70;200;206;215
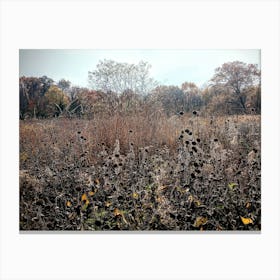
19;49;260;88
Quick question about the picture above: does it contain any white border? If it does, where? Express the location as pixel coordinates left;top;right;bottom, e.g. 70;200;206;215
1;1;279;280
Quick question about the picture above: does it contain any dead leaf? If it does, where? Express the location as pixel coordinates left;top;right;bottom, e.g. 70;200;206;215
216;225;223;231
158;185;167;191
245;202;251;208
105;201;112;207
66;201;72;207
194;199;201;207
114;208;122;217
193;216;208;228
188;195;194;203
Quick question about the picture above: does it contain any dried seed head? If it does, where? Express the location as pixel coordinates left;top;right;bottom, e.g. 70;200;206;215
192;146;197;153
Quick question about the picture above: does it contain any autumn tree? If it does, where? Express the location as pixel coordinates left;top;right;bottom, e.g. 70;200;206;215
210;61;261;113
45;85;69;116
88;60;157;95
19;76;54;118
76;89;108;118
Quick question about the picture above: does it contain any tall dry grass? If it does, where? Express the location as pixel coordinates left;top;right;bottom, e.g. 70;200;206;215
20;113;261;230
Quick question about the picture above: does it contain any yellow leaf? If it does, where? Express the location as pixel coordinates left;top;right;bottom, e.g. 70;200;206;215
240;216;253;225
114;208;122;217
20;152;28;162
194;199;201;207
132;192;139;199
66;201;72;207
188;195;201;207
81;193;89;205
88;191;95;196
188;195;194;203
228;182;238;190
245;202;251;208
193;216;208;228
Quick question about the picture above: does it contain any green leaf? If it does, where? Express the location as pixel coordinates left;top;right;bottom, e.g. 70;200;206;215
228;182;238;190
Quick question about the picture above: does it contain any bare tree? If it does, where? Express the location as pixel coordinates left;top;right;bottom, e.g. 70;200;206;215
88;59;157;95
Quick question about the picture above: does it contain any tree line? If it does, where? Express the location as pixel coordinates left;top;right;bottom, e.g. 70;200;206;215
19;60;261;119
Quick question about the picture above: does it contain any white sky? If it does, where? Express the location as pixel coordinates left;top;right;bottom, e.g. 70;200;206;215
19;49;260;88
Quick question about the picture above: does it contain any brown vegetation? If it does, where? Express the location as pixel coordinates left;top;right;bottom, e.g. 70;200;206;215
20;113;261;231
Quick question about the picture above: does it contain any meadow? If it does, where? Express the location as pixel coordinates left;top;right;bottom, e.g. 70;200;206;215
20;113;261;231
